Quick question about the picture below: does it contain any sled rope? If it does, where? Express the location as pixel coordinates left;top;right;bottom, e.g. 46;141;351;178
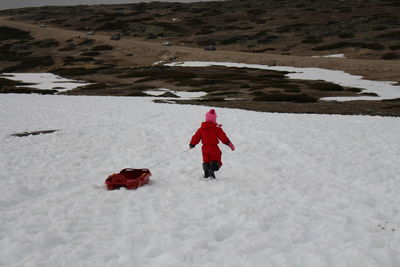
148;149;191;169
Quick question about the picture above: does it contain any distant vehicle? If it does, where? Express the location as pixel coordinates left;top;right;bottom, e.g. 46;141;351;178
39;23;46;28
111;33;121;40
86;30;95;35
204;45;216;51
162;41;171;46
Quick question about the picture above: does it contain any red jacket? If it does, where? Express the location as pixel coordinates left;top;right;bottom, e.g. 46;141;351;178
190;122;230;146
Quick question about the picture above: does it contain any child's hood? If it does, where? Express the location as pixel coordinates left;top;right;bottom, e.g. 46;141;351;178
201;121;218;129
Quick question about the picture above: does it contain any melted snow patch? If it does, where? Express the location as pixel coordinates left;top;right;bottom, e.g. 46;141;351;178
165;61;400;101
312;54;346;58
2;73;89;93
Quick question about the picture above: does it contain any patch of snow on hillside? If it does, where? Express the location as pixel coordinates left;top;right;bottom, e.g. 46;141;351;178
312;54;346;58
2;73;90;93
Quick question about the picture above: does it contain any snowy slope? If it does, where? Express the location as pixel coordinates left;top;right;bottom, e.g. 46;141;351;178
1;94;400;267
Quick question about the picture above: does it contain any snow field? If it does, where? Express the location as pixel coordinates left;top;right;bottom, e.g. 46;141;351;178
1;94;400;267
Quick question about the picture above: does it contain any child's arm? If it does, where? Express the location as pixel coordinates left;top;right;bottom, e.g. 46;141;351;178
189;129;202;148
217;128;235;151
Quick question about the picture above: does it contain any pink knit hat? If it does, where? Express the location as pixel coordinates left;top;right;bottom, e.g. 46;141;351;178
205;109;217;123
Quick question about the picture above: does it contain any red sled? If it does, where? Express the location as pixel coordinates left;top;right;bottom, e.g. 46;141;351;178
105;168;151;190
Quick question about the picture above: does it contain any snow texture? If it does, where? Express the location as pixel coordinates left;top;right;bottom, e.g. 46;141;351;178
1;93;400;267
166;61;400;101
2;73;89;93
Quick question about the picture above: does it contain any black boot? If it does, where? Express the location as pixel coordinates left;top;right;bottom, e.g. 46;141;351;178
209;161;220;179
202;163;211;178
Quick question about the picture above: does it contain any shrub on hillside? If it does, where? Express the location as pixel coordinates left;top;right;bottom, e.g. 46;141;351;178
219;36;245;45
373;26;387;31
224;17;236;23
195;28;215;35
80;51;101;56
96;20;127;31
92;45;113;51
51;67;99;76
0;87;57;95
190;7;209;13
382;53;399;60
195;37;216;46
31;39;60;48
0;41;29;52
260;72;287;79
276;23;308;33
78;39;95;46
254;93;317;103
251;90;267;97
202;10;223;17
2;56;54;72
361;43;385;50
246;9;265;16
118;67;197;80
285;88;302;93
63;56;95;64
312;42;352;51
0;78;21;88
185;17;205;26
376;31;400;41
127;16;153;23
254;19;267;24
152;22;183;33
338;32;354;39
78;83;107;90
266;83;300;90
199;97;226;102
144;25;165;38
208;90;240;96
309;82;344;91
58;45;76;51
189;87;219;93
174;79;220;87
389;45;400;50
95;15;115;23
257;35;279;44
302;36;323;44
51;18;67;24
243;40;258;48
0;26;31;40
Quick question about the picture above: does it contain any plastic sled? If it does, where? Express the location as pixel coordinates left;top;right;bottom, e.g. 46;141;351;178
105;168;151;190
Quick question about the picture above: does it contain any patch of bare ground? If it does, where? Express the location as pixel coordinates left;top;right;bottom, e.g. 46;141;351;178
166;99;400;117
1;0;400;117
2;0;399;61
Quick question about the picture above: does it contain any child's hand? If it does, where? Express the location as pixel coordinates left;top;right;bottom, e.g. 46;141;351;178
227;142;235;151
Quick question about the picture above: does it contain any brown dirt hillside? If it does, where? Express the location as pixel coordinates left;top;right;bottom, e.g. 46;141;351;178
1;16;399;83
2;0;400;60
1;0;400;117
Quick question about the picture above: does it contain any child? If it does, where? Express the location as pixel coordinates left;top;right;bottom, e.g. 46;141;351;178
189;109;235;178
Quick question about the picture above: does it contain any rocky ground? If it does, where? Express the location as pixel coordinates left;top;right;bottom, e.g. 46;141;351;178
2;0;400;60
0;0;400;116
